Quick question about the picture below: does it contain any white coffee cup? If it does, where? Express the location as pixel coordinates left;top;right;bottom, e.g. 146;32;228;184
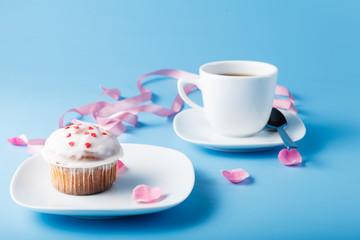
178;60;278;137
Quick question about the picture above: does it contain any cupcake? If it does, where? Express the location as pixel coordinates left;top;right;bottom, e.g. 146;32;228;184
42;123;123;195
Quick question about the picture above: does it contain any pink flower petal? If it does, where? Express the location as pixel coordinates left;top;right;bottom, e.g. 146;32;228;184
7;136;28;146
278;148;302;166
221;168;249;183
132;184;162;203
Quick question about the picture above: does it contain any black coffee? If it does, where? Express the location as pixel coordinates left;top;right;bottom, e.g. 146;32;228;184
219;73;256;76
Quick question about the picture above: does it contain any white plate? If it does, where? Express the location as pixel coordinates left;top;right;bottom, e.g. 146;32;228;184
10;144;195;218
173;108;306;151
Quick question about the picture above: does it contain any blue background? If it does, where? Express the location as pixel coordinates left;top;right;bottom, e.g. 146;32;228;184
1;0;360;239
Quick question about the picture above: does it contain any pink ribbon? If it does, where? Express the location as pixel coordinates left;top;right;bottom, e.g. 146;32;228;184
8;136;46;155
273;85;297;114
8;69;297;154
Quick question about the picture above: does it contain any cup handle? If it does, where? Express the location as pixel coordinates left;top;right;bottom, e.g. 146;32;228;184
177;77;203;110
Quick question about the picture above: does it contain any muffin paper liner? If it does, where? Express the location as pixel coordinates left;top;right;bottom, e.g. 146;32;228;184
49;161;117;195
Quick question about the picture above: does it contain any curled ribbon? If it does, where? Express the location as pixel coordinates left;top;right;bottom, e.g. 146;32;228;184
8;69;297;155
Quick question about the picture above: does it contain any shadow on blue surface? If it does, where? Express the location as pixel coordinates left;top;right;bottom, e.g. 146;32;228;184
35;169;218;233
235;176;255;185
193;120;344;168
296;121;353;166
196;145;283;161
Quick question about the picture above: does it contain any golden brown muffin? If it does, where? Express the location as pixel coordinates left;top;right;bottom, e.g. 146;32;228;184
42;123;123;195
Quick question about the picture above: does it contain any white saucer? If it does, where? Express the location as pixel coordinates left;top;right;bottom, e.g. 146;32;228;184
10;144;195;218
173;109;306;151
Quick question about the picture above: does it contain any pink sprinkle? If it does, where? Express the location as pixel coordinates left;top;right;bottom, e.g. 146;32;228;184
68;142;75;147
278;149;302;166
132;184;162;203
221;168;249;183
85;142;91;148
68;123;74;126
66;133;71;138
91;133;96;137
89;126;94;130
65;126;70;129
84;131;90;135
73;126;79;129
102;132;107;135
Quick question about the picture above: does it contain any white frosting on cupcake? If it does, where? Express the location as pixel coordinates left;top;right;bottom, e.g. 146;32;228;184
42;123;123;168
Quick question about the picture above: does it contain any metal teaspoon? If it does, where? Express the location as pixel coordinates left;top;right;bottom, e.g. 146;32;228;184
266;108;298;149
